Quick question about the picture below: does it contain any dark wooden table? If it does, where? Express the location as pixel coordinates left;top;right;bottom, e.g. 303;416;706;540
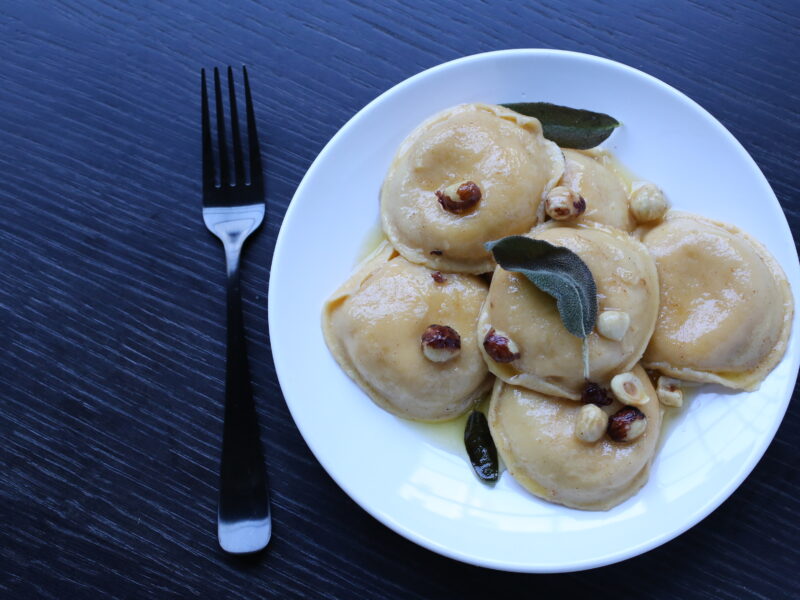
2;1;798;598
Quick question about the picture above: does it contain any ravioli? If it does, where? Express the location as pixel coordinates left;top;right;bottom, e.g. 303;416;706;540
478;222;660;399
561;149;635;232
322;242;492;421
381;103;564;274
322;99;797;513
488;365;662;510
641;212;793;390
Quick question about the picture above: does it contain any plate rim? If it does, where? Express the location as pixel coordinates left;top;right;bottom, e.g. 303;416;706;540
268;48;800;572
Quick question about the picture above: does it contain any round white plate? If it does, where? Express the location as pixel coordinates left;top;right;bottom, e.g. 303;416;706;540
268;49;799;572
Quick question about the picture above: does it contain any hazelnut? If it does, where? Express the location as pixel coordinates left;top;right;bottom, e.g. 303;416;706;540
545;186;586;221
657;376;684;408
575;404;608;443
610;372;649;406
607;406;647;442
630;182;669;223
436;181;481;214
483;328;520;363
596;310;630;341
581;381;613;406
421;324;461;363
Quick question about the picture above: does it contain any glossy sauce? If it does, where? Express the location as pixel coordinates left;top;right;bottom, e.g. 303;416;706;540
589;148;639;194
655;386;698;455
401;396;507;473
356;220;386;262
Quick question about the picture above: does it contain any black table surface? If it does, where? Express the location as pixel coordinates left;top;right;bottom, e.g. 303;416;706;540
2;1;799;598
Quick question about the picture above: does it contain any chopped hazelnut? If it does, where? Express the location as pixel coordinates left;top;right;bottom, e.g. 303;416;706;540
607;406;647;442
581;381;613;406
575;404;608;443
657;376;684;407
421;324;461;363
436;181;481;214
483;328;520;363
597;310;630;341
630;182;669;223
610;372;649;406
545;186;586;221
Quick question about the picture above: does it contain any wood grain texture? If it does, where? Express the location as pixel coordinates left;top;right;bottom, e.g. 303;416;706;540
0;0;798;598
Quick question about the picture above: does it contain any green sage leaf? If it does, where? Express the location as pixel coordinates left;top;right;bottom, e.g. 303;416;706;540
502;102;620;149
485;235;597;338
464;410;498;483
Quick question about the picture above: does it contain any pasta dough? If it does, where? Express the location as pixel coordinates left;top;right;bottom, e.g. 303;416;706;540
381;103;564;274
323;242;492;421
642;212;793;390
479;222;660;399
562;149;636;232
489;365;662;510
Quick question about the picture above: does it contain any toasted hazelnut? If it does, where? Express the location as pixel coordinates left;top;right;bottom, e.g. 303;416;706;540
581;381;613;406
657;376;684;408
630;182;669;223
607;406;647;442
610;372;649;406
575;404;608;443
545;186;586;221
483;328;520;363
421;324;461;362
436;181;481;213
596;310;630;341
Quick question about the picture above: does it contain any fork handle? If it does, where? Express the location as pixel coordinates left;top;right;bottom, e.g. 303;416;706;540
217;248;271;553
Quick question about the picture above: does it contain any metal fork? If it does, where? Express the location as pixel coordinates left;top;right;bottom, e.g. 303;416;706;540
201;65;270;554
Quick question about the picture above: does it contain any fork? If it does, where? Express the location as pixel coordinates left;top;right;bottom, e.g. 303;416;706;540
201;65;270;554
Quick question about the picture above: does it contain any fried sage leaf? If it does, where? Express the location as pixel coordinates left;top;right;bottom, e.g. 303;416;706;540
464;410;498;483
502;102;620;149
485;235;597;339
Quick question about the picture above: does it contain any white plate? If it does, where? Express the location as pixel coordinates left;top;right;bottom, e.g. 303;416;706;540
268;49;799;572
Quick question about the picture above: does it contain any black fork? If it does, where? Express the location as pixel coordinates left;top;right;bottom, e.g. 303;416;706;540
201;66;270;554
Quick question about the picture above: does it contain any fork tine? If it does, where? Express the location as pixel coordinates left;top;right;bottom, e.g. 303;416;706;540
201;69;215;193
242;66;263;187
227;66;246;187
213;67;229;188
